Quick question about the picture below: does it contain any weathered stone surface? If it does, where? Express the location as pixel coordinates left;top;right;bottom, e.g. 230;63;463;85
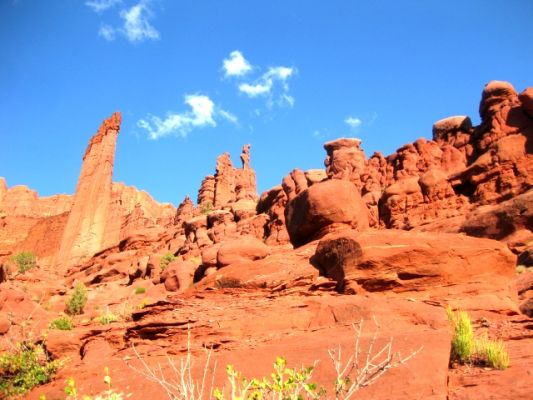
519;87;533;117
324;138;366;189
315;229;517;313
161;260;196;292
217;237;270;268
174;196;194;226
197;175;215;206
55;112;122;269
285;179;369;247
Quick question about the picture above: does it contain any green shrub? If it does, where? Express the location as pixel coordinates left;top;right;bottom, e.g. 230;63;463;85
447;307;474;363
475;335;510;370
49;315;73;331
134;287;146;295
98;309;118;325
159;253;176;271
0;342;61;397
213;356;323;400
11;251;36;273
65;282;88;316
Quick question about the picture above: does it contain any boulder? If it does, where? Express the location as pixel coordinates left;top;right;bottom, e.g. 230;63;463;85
285;179;369;247
217;237;270;268
160;260;196;292
313;229;517;313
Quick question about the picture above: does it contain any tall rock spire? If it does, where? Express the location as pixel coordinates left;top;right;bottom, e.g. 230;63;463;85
56;112;121;268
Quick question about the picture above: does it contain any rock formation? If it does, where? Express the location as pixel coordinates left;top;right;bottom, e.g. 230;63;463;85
198;144;259;209
55;112;122;269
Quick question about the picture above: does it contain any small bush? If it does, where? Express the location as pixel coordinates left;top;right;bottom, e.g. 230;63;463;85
99;309;118;325
49;316;73;331
215;277;243;289
65;282;88;316
447;307;474;363
11;251;36;273
214;356;323;399
160;253;176;271
134;287;146;295
0;342;61;397
475;335;510;370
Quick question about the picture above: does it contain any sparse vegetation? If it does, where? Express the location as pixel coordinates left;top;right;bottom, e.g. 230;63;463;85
0;342;61;397
474;335;510;370
49;315;73;331
136;297;153;310
213;357;323;400
65;282;88;316
134;287;146;295
160;252;177;271
64;367;123;400
131;319;422;400
11;251;37;274
447;306;474;363
99;308;118;325
447;307;510;370
215;277;243;289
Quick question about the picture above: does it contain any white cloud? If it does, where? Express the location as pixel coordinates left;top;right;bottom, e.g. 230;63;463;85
139;95;237;139
86;0;122;13
120;1;159;43
98;24;116;41
223;51;252;77
238;65;295;102
239;82;272;97
218;109;239;124
345;116;362;129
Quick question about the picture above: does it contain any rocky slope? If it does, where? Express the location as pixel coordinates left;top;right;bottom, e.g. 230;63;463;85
0;80;532;399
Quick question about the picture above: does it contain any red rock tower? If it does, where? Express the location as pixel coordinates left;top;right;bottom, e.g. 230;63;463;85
55;112;121;269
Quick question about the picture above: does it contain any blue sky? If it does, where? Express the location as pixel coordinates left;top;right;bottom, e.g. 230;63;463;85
1;0;532;206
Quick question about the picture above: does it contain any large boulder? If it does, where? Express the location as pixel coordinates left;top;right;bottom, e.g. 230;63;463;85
217;237;270;268
314;229;517;313
285;179;369;247
160;260;196;292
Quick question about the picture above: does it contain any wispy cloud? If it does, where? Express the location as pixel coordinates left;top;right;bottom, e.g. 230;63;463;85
120;1;159;42
223;51;252;77
237;65;296;109
86;0;122;13
138;95;237;139
345;116;362;129
98;24;116;41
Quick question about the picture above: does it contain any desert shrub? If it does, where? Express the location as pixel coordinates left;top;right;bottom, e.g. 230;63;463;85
213;357;324;400
65;282;88;316
134;287;146;295
49;315;73;331
215;277;243;289
99;309;118;325
200;201;213;215
11;251;36;273
160;253;176;271
447;307;474;363
0;342;61;397
447;307;510;370
131;319;421;400
475;335;509;370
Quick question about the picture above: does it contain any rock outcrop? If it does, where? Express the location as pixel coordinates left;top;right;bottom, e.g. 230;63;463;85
55;112;122;269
